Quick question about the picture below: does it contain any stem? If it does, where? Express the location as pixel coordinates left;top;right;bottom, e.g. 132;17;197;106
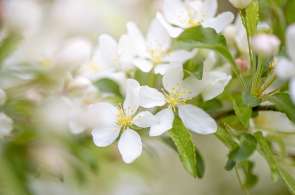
235;167;250;195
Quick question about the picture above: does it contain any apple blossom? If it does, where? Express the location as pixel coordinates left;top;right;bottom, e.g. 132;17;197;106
251;34;280;57
157;0;234;37
275;24;295;102
139;66;218;136
91;79;155;163
125;19;194;74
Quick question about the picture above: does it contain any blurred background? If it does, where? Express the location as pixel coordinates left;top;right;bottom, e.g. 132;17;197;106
0;0;292;195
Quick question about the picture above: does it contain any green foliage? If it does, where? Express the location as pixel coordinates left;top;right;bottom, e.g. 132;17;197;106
0;33;21;66
183;54;204;80
168;117;203;178
94;78;122;97
245;0;260;37
173;26;236;67
232;95;252;128
267;93;295;123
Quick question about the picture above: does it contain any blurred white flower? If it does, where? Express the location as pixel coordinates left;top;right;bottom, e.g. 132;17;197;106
3;0;43;37
78;33;134;80
157;0;234;37
275;24;295;102
228;0;252;9
125;18;194;74
92;79;154;163
0;113;13;137
139;66;217;136
56;37;92;70
0;89;7;106
224;16;249;56
251;34;280;57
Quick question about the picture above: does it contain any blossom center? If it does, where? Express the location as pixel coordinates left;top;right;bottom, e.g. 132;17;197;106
188;18;200;27
150;49;166;65
116;107;133;129
164;87;188;110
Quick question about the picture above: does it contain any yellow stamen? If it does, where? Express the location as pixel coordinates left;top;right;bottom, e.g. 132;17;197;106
116;106;133;129
150;49;166;65
163;86;190;111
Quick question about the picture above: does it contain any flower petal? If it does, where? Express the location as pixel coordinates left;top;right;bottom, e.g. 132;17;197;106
92;126;120;147
162;0;189;28
287;24;295;63
139;86;166;108
147;18;171;51
290;79;295;104
202;12;234;33
123;79;140;115
98;34;118;67
156;13;184;38
181;76;204;99
133;111;156;128
118;129;142;164
150;108;174;136
202;71;232;101
126;22;148;57
0;113;13;136
91;103;118;127
163;50;195;63
275;57;295;80
162;65;183;92
178;104;217;134
133;58;153;73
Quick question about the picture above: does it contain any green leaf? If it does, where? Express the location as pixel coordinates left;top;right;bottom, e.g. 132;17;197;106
168;117;198;177
240;161;259;189
195;147;205;178
183;54;204;80
229;134;257;162
94;78;122;97
245;0;259;37
232;96;252;128
173;26;236;66
215;127;238;149
0;33;21;66
285;0;295;24
267;93;295;123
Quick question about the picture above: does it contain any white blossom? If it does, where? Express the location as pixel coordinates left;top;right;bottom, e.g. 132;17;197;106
139;66;219;136
91;79;154;163
124;19;194;74
157;0;234;37
251;34;280;57
275;24;295;102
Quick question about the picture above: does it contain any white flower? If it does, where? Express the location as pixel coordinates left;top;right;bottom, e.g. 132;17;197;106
91;79;154;163
0;113;13;137
157;0;234;37
125;19;194;74
251;34;280;57
56;37;92;70
3;0;42;37
139;66;218;136
201;52;232;101
275;24;295;102
228;0;252;9
79;34;133;80
0;88;7;106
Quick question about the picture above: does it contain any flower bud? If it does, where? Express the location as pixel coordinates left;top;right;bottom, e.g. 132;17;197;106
251;34;280;57
228;0;252;9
